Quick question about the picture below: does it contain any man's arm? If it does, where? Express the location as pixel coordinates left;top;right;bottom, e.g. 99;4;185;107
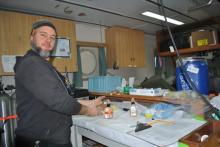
78;105;101;116
78;105;89;115
78;96;105;107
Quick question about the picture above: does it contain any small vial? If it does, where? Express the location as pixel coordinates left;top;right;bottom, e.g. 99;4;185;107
104;100;113;119
130;98;137;117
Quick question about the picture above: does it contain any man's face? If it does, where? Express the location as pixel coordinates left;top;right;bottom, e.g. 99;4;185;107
30;26;56;52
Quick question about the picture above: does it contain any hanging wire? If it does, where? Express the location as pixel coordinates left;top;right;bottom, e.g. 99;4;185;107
99;20;103;43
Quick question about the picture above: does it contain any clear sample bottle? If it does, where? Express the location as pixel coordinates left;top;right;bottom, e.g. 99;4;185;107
104;100;113;119
130;98;137;117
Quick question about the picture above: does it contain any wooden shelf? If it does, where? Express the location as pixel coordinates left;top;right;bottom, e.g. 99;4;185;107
156;16;220;57
90;92;191;105
158;44;220;57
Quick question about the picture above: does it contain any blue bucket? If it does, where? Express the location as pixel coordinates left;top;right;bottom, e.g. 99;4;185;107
176;57;209;95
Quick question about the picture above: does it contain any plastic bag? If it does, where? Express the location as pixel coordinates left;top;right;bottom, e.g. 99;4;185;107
152;103;176;119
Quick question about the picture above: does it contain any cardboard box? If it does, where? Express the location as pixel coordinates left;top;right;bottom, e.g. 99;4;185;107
191;30;218;48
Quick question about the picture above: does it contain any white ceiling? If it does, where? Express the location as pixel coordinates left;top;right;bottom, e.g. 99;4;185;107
0;0;220;35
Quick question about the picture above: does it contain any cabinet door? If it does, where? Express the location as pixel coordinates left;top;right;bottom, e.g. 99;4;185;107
0;11;33;75
131;30;146;67
106;28;116;68
115;27;133;67
106;27;132;68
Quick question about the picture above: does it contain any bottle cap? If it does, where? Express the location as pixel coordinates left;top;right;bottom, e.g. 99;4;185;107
131;98;135;104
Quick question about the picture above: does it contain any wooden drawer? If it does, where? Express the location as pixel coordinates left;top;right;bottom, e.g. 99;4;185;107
180;120;220;147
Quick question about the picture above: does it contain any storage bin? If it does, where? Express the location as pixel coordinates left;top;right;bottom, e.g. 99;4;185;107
176;57;209;95
88;76;121;93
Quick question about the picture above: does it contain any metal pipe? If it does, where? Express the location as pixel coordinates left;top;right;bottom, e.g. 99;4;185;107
0;4;155;35
54;0;164;27
188;0;213;12
145;0;198;21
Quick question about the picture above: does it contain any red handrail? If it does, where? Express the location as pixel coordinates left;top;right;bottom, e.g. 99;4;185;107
0;115;17;121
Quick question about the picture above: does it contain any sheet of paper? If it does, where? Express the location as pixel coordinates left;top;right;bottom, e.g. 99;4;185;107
51;38;70;57
128;119;205;146
1;55;17;72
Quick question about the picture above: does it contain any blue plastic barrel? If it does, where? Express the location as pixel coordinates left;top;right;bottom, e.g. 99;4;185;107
176;57;209;95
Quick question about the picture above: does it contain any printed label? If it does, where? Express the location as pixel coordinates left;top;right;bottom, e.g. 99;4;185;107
197;39;208;46
169;46;175;52
187;65;199;74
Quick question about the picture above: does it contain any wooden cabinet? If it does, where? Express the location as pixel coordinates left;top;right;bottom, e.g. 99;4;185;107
105;26;146;68
0;10;77;75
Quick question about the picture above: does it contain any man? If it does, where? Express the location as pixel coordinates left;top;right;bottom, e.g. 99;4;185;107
14;19;105;147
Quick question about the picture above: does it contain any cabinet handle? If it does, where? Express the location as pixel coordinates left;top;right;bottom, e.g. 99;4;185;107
130;57;135;62
113;62;119;69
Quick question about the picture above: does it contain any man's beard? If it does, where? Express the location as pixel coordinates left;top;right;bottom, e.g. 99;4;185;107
31;41;51;58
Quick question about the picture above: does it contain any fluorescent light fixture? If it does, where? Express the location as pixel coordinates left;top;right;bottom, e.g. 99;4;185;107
142;11;184;25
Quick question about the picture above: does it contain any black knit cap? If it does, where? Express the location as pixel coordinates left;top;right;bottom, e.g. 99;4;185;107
31;19;57;35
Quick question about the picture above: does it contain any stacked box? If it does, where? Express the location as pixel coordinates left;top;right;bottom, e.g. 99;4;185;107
190;30;218;47
88;76;121;93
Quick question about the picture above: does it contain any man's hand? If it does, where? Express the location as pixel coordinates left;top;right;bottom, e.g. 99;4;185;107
78;96;105;107
92;96;106;106
78;96;106;116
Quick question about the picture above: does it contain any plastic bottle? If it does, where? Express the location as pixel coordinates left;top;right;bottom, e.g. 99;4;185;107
130;98;137;117
124;84;130;94
104;100;113;119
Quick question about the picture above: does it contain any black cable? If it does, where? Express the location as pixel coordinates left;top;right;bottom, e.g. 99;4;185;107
158;0;220;120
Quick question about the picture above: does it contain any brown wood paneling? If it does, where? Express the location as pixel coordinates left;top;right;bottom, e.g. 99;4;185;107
0;10;77;75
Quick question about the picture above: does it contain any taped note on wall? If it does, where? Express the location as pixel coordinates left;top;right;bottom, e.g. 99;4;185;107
1;55;16;72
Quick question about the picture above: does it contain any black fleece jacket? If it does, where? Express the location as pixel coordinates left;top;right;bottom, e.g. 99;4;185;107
14;49;81;144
